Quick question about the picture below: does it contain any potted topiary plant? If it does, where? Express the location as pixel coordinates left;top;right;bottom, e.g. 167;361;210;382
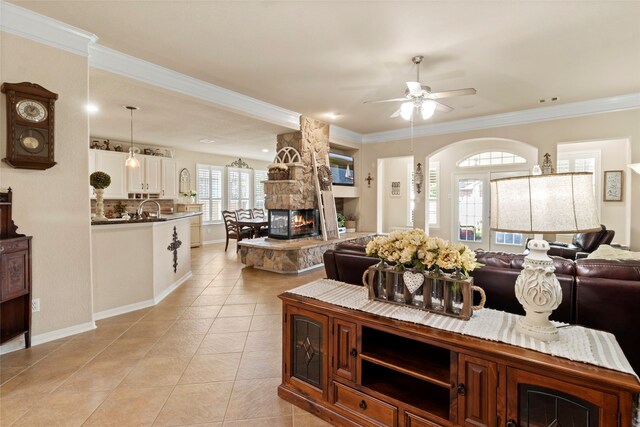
90;171;111;220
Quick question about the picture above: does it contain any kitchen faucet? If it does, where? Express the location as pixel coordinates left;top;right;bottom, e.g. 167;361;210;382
137;199;161;218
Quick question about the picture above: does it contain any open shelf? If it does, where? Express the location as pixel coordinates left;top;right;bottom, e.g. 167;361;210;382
361;327;450;388
361;361;450;421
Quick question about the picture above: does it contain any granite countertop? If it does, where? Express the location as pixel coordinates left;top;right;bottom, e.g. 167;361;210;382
91;211;201;226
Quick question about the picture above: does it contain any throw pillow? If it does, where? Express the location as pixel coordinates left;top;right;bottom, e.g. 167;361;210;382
587;244;640;260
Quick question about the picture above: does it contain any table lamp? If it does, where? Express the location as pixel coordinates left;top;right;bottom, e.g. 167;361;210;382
490;172;600;341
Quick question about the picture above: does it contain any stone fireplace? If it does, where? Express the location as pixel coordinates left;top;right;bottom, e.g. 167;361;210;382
263;116;330;240
268;209;320;240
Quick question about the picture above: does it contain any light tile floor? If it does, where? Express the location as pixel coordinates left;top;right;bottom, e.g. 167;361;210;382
0;243;331;426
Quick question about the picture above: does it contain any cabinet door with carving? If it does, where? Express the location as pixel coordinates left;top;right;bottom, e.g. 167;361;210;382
333;319;357;382
457;354;498;427
283;305;329;401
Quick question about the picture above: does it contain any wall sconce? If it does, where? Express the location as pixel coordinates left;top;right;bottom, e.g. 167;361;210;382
414;163;424;194
629;163;640;174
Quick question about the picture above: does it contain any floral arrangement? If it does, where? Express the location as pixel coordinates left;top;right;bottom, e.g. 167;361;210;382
183;190;197;197
365;229;482;276
267;163;288;171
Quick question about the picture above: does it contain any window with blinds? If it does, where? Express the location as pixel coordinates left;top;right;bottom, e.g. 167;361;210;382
196;164;224;223
428;161;439;226
228;167;252;211
254;170;268;210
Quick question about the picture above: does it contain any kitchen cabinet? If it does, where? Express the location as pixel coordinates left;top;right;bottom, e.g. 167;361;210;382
176;203;202;247
128;154;161;194
161;158;178;199
90;149;128;199
279;292;639;427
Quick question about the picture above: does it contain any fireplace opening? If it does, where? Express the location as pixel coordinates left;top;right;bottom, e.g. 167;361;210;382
268;209;320;240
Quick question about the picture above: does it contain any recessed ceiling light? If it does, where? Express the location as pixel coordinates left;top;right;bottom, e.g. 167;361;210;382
86;103;99;113
327;113;340;120
199;138;215;144
261;149;269;153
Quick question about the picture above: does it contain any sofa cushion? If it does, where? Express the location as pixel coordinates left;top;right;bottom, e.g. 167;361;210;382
576;258;640;280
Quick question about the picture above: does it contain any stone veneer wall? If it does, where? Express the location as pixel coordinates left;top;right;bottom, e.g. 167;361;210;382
265;116;330;211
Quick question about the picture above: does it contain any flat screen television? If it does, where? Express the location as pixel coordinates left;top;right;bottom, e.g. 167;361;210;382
329;152;354;186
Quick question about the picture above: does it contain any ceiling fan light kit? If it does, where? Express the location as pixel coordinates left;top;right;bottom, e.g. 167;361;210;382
364;55;476;122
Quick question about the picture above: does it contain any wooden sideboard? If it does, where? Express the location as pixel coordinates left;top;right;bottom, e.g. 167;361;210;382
279;292;640;427
1;189;32;348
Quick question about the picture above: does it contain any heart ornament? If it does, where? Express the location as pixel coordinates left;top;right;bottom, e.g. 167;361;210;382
403;271;424;294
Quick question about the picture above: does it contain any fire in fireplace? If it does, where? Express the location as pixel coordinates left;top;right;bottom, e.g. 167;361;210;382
268;209;320;240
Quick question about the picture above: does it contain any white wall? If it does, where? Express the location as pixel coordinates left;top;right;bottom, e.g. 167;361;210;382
359;109;640;250
379;156;412;232
558;139;631;246
0;32;94;337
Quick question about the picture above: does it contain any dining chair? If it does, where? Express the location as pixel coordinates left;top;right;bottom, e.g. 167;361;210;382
222;210;251;252
252;208;268;237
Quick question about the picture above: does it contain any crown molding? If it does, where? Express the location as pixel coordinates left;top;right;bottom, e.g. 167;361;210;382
330;125;362;145
0;1;98;56
362;93;640;144
89;44;300;130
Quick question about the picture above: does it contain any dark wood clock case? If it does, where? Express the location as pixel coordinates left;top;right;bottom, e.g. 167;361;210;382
2;82;58;170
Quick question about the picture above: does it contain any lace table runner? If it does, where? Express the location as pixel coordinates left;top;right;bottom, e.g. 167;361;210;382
286;279;638;381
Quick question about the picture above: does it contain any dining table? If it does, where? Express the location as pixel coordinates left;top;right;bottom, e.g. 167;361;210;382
236;218;269;239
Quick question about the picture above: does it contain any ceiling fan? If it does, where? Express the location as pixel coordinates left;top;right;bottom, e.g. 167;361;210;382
364;56;476;121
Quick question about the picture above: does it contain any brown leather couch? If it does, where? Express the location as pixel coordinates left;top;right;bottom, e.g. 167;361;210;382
323;244;640;373
544;225;615;260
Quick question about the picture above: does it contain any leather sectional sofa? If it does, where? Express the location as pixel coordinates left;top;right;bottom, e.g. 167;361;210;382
323;243;640;373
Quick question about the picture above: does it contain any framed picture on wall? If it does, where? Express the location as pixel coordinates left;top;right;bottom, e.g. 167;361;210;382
603;170;623;202
391;181;401;197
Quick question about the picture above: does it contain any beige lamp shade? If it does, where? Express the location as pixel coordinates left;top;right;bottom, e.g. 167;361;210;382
490;172;601;234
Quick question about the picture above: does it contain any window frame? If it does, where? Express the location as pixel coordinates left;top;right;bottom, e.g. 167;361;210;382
227;166;253;212
457;151;527;168
428;161;439;228
196;164;225;224
253;169;268;211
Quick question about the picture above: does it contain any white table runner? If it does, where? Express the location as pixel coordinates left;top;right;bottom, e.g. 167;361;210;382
287;279;638;381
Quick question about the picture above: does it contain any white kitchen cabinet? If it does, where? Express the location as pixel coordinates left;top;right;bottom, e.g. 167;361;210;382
127;155;162;194
90;149;128;199
161;158;178;199
176;203;202;247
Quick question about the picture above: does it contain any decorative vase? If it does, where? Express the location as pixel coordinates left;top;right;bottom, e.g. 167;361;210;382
429;266;445;311
392;271;405;303
190;196;196;204
94;188;106;220
448;268;467;315
374;259;388;300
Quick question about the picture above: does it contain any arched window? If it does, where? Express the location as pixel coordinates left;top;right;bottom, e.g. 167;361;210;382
458;151;526;168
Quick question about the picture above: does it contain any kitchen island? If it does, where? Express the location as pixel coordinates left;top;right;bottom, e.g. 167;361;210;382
91;212;200;319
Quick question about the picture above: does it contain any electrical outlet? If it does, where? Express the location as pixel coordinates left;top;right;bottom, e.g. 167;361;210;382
32;298;40;312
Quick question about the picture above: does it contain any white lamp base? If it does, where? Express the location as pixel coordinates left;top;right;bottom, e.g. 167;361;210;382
515;236;562;342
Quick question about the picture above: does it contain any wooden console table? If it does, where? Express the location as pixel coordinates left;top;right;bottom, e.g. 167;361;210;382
279;291;640;427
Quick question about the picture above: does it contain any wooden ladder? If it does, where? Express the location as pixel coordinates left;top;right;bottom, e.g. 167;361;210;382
312;153;339;241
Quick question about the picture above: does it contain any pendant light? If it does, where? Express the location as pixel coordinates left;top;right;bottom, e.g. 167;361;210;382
124;105;140;168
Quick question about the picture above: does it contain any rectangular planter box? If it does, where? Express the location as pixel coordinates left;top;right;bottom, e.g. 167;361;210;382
364;265;483;320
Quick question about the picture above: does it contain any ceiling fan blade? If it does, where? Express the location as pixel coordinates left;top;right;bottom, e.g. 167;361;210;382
390;108;402;118
406;81;423;97
363;97;408;104
435;101;454;112
427;88;476;99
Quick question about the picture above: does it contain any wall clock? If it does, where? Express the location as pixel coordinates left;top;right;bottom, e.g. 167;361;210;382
1;82;58;170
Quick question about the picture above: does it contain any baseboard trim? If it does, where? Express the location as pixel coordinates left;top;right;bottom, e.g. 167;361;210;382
92;299;155;321
0;321;96;355
153;271;192;304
